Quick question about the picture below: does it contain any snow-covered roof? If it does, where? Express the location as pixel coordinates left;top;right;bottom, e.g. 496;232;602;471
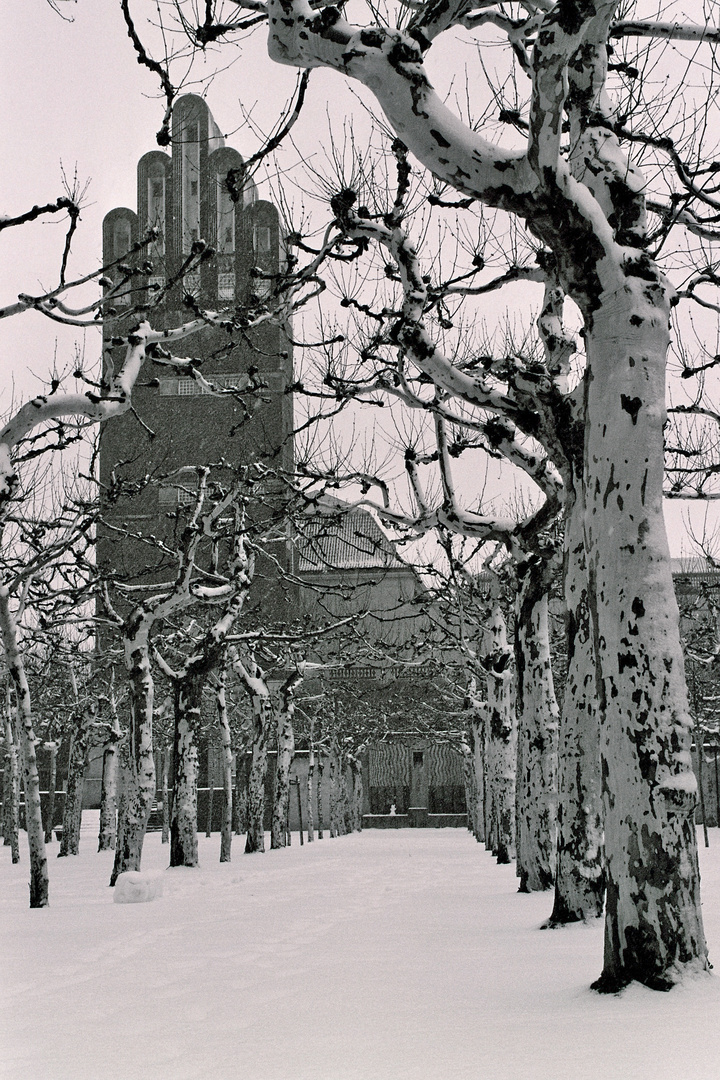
296;499;405;572
671;557;720;578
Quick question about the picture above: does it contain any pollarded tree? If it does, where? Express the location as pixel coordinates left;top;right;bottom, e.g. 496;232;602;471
212;0;716;986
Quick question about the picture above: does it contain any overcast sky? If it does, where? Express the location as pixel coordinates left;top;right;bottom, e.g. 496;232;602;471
1;1;716;555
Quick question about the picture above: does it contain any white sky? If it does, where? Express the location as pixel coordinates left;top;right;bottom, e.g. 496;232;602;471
0;1;717;555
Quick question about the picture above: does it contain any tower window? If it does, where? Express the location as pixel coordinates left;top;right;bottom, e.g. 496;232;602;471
217;171;235;254
253;226;271;254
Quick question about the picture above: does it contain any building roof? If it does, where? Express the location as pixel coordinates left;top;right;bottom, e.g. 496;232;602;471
671;557;720;580
296;500;406;572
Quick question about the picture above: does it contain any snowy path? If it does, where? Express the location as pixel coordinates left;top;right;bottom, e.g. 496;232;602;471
2;825;720;1080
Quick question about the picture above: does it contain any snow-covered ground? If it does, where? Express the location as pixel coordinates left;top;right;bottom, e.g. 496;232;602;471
2;820;720;1080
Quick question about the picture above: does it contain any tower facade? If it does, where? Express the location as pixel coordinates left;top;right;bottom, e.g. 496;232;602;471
98;95;293;583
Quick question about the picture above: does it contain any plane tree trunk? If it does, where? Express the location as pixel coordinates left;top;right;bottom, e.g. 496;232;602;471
483;607;515;864
3;690;20;863
43;740;58;846
111;612;156;885
271;673;299;850
243;677;271;854
59;703;97;858
550;477;605;925
170;672;203;868
216;667;234;863
584;283;707;990
0;587;48;906
348;755;363;832
98;719;121;852
515;555;560;893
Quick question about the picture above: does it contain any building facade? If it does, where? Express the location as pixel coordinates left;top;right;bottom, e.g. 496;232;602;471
98;94;293;585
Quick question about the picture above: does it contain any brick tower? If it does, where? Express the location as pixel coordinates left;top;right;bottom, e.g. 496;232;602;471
98;95;293;585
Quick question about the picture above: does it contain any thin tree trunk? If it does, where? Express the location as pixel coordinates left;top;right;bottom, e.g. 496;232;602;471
98;730;120;852
462;739;476;835
205;741;215;839
216;669;233;863
316;753;325;839
0;588;48;906
271;682;296;849
328;739;340;838
349;756;363;831
3;691;20;863
234;750;248;835
584;289;707;990
59;704;95;858
44;741;57;845
160;747;170;843
170;674;203;868
515;560;559;893
483;607;515;865
306;744;315;842
341;756;352;834
550;480;604;925
245;691;270;853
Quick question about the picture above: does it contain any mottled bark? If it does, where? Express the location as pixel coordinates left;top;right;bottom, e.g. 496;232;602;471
161;747;170;844
483;607;516;864
550;479;604;925
515;559;559;893
271;686;296;850
111;620;156;886
3;697;20;862
316;753;325;839
44;741;57;845
348;756;363;832
584;286;708;989
245;690;270;853
98;724;120;852
306;744;315;842
0;589;48;906
461;739;477;836
170;674;203;868
206;741;215;839
59;704;96;858
328;739;341;838
234;751;249;835
216;672;233;863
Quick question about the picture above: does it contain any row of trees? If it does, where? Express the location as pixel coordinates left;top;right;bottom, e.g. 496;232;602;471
4;0;720;995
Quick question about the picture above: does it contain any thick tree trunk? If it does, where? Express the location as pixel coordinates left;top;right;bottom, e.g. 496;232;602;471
44;741;57;845
216;673;233;863
111;625;155;886
170;674;203;868
550;479;605;925
584;285;708;990
515;559;559;893
271;697;295;849
483;607;516;864
245;692;270;853
59;706;95;858
0;589;48;906
3;699;20;863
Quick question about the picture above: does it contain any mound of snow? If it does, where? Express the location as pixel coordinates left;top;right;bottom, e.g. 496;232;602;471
113;870;164;904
